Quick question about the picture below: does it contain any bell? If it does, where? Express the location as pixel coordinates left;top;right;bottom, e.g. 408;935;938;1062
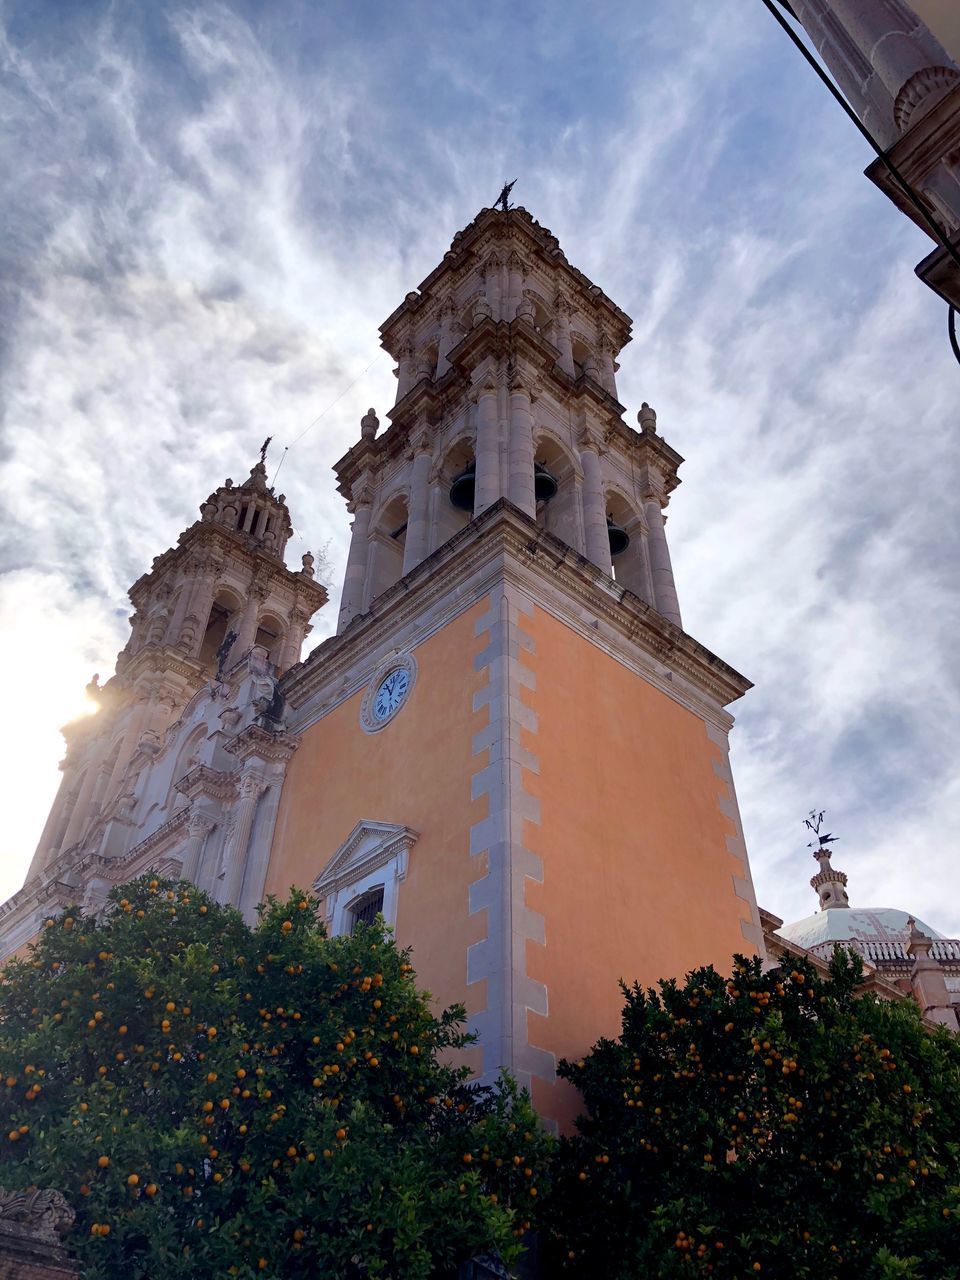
534;462;558;504
449;460;476;511
607;515;629;557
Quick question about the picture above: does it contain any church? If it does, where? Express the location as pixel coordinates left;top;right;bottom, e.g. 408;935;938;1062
0;205;768;1128
3;188;958;1127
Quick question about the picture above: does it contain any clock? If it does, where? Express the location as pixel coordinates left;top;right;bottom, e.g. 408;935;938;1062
372;668;410;722
359;651;418;733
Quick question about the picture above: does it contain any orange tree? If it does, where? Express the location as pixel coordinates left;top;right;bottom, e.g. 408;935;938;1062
0;876;551;1279
544;950;960;1279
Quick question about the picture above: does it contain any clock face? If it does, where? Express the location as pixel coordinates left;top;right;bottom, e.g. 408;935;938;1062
372;668;410;723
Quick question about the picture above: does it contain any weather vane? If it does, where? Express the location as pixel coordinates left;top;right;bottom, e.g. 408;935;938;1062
803;809;837;849
259;436;272;465
495;179;517;212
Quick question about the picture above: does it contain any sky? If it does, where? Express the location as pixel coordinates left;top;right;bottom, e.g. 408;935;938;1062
1;0;957;937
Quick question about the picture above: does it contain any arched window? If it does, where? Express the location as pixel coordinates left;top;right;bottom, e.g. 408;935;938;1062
199;589;242;669
534;434;582;555
571;337;595;379
364;494;408;608
435;438;476;551
254;613;285;667
605;490;653;604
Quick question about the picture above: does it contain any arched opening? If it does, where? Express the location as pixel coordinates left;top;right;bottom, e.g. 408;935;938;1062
364;493;409;608
524;291;553;336
534;434;582;555
254;613;285;667
571;337;595;379
605;490;653;603
199;589;242;670
436;437;476;551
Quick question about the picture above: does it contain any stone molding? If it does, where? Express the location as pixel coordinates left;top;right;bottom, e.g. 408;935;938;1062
466;588;555;1100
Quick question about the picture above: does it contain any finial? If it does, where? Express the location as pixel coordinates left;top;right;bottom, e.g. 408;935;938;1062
495;179;517;212
301;550;315;578
259;437;272;465
804;809;849;910
360;408;379;441
638;402;657;434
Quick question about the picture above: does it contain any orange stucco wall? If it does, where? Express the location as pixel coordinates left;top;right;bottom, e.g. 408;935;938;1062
520;606;754;1124
266;600;491;1069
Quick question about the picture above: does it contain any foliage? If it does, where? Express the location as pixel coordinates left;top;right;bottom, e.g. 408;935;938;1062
544;951;960;1279
0;877;552;1279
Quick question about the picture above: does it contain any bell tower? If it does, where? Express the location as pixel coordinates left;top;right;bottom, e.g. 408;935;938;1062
263;207;763;1128
22;452;326;892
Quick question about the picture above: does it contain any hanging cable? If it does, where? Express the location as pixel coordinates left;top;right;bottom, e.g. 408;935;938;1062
762;0;960;368
269;350;386;488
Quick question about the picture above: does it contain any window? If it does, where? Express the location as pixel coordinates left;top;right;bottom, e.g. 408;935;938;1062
350;886;384;932
313;821;419;937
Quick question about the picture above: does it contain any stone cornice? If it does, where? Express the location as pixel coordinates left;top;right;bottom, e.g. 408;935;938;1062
224;723;302;766
282;501;751;724
129;523;326;613
175;764;238;803
335;318;662;504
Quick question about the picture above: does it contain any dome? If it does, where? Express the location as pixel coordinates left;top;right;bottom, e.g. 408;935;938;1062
776;836;944;962
776;906;943;958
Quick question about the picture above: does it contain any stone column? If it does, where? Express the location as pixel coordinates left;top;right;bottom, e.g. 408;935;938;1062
483;259;501;320
579;437;612;575
436;301;458;378
508;381;536;518
474;381;501;515
239;780;284;922
337;496;373;631
180;811;216;883
165;570;194;645
278;608;307;673
60;758;102;851
403;436;434;573
641;475;682;627
506;253;524;321
598;336;618;400
221;774;265;907
395;341;417;402
553;298;575;376
178;565;218;655
235;584;264;656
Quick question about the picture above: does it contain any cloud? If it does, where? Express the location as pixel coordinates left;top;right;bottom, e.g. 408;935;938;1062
0;0;956;942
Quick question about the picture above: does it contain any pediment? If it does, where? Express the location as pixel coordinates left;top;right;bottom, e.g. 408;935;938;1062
314;820;419;897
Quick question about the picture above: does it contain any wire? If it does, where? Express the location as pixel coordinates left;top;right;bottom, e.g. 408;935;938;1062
762;0;960;368
269;350;386;487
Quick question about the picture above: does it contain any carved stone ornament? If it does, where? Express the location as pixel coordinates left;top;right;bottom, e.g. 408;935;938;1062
0;1187;74;1241
359;649;419;734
